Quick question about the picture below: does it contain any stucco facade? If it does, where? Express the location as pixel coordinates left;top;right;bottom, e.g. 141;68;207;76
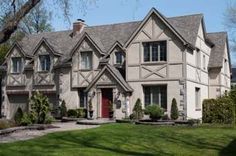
1;8;231;120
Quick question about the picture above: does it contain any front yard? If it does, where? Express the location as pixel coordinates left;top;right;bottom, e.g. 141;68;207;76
0;123;236;156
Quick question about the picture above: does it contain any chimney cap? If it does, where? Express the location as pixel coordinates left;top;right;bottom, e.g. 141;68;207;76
77;19;85;23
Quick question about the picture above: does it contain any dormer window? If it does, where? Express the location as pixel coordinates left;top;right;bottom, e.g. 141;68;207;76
115;51;123;64
80;51;92;70
11;57;22;73
39;55;51;71
143;41;167;62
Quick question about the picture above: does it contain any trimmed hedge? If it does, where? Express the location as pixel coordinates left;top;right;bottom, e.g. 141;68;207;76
67;109;78;118
203;96;235;124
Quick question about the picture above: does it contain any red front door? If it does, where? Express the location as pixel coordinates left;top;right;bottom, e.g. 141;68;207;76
102;89;113;118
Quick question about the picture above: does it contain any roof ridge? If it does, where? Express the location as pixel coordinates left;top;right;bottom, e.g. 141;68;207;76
207;31;227;34
168;13;203;19
85;20;141;28
24;30;72;37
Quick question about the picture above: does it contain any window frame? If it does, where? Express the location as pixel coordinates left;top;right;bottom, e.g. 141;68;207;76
143;41;167;63
11;57;22;74
196;49;201;68
38;55;51;72
80;51;93;70
143;85;167;110
115;51;123;65
195;87;201;110
79;89;87;108
203;55;206;70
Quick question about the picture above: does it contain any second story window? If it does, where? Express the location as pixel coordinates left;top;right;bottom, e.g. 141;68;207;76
11;57;22;73
80;51;92;70
39;55;51;71
115;51;123;64
143;41;167;62
196;50;201;68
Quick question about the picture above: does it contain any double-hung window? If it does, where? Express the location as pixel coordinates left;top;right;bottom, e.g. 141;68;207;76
143;41;167;62
80;51;92;70
39;55;51;71
12;57;22;73
144;85;167;109
79;89;87;108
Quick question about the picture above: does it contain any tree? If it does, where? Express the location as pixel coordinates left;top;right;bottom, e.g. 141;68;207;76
132;98;143;120
0;0;96;44
30;91;51;124
170;98;179;120
224;2;236;53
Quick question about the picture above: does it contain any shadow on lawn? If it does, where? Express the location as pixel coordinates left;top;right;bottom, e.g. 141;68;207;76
220;139;236;156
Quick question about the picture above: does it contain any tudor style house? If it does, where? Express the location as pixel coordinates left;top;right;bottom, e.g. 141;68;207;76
0;8;231;120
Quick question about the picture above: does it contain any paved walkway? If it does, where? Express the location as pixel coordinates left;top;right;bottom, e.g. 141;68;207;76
0;122;99;143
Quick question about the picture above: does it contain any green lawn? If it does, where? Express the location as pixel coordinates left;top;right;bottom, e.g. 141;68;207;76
0;124;236;156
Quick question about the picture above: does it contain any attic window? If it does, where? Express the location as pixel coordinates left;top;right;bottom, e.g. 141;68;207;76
11;57;22;73
115;51;123;64
39;55;51;71
143;41;167;62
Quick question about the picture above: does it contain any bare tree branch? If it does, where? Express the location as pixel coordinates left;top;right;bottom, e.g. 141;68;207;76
0;0;41;44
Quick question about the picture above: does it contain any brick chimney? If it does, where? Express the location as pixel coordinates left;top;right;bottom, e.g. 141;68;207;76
73;19;86;35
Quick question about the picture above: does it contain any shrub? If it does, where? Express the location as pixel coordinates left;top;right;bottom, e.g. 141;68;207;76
30;91;51;124
132;98;143;120
129;113;135;120
144;105;164;120
67;109;78;118
170;98;179;120
162;114;170;120
188;119;201;126
60;100;67;117
0;120;15;130
45;114;54;124
203;96;235;124
77;108;86;118
14;107;23;125
20;113;32;126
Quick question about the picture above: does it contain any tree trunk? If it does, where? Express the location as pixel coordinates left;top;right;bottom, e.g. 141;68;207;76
0;0;41;44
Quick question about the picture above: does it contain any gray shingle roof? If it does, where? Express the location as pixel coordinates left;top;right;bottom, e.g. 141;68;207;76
167;14;203;46
207;32;227;68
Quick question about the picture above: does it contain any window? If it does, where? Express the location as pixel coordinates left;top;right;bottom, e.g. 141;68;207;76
203;55;206;70
11;57;22;73
115;51;123;64
144;85;167;109
143;41;167;62
224;59;227;74
195;87;200;109
80;51;92;70
196;50;201;68
39;55;51;71
79;89;87;108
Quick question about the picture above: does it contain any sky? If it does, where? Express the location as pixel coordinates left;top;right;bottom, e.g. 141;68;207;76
51;0;235;65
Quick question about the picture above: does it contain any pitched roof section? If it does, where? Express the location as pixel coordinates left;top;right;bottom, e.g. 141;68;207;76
207;32;227;68
167;14;203;46
85;64;133;93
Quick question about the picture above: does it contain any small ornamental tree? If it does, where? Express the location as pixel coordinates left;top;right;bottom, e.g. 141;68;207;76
60;100;67;117
171;98;179;120
14;107;23;125
133;98;143;120
30;91;51;124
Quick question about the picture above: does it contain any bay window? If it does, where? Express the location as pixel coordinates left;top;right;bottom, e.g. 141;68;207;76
80;51;92;70
143;41;167;62
144;85;167;109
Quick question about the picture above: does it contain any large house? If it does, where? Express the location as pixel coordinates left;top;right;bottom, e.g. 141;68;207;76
0;8;231;120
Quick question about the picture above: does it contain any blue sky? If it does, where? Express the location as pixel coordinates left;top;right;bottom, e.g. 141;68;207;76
51;0;235;66
52;0;230;32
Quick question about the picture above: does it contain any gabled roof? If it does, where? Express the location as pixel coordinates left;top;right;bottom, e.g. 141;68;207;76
5;41;31;59
207;32;229;68
85;64;133;93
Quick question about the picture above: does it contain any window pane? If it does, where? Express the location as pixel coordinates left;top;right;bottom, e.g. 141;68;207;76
79;90;86;108
152;43;158;61
160;41;167;61
12;58;21;73
143;43;150;62
39;55;50;71
115;52;122;64
144;87;151;107
160;86;167;109
81;52;92;70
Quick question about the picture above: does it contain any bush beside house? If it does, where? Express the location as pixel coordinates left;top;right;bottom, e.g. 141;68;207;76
14;107;23;125
170;98;179;120
203;96;235;124
132;99;143;120
144;105;164;121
